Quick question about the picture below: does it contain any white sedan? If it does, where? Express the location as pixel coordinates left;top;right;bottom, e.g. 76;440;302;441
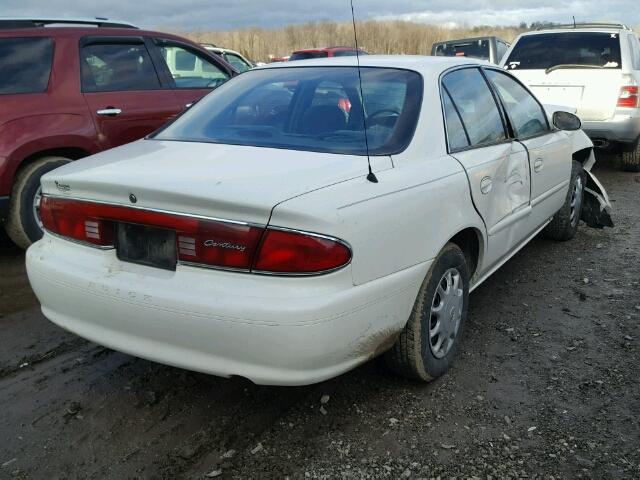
26;56;612;386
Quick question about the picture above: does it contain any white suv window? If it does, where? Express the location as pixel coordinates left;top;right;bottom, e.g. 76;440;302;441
505;32;622;71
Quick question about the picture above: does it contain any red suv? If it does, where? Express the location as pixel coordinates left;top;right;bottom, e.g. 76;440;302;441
0;18;236;248
289;46;368;61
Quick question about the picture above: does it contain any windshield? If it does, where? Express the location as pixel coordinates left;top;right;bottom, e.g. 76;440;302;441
505;32;622;70
434;39;490;60
153;66;423;156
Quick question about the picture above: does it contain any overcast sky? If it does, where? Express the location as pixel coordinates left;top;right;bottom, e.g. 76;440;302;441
2;0;637;31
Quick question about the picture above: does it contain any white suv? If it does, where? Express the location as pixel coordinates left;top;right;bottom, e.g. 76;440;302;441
502;23;640;171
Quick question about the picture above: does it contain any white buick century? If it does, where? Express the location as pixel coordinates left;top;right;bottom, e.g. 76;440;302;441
26;56;612;385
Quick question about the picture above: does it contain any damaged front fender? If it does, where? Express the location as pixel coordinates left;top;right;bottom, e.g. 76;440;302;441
582;169;614;228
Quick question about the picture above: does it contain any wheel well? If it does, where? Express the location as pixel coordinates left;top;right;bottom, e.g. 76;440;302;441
449;228;481;277
18;147;89;172
572;147;592;165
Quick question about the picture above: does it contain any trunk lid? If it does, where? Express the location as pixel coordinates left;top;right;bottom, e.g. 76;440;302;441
41;139;391;225
512;68;623;122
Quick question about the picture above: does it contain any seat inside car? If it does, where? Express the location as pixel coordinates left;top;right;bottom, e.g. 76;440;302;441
300;105;347;133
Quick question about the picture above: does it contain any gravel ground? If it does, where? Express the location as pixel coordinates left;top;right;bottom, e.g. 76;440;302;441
0;158;638;479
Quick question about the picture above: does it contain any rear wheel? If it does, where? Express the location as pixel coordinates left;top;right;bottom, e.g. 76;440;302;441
385;243;470;381
6;156;71;249
621;140;640;172
543;160;585;241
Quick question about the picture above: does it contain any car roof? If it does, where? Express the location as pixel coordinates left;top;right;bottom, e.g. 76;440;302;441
433;36;507;44
292;46;359;53
519;27;630;37
259;54;491;73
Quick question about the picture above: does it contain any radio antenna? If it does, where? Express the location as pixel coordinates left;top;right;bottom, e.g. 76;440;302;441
350;0;378;183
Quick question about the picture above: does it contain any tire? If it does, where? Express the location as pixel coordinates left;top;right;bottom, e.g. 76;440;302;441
5;156;71;249
621;140;640;172
385;243;470;382
543;160;586;242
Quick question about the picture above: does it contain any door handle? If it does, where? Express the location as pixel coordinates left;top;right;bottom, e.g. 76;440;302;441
480;176;493;194
97;108;122;117
534;158;544;172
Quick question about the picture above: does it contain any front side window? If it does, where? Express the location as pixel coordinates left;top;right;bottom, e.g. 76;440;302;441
157;43;229;89
496;41;508;63
153;66;423;156
0;37;53;94
505;32;622;71
442;68;506;147
81;42;160;92
485;69;549;138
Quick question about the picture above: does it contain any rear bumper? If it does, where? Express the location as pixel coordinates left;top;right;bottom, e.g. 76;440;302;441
26;234;427;385
582;112;640;145
0;195;9;222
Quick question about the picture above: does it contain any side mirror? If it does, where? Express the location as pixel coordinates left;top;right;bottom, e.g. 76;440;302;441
553;111;581;131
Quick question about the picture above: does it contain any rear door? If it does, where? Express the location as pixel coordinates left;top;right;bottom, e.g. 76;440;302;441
484;68;572;224
504;32;624;121
442;67;532;269
80;36;179;149
150;39;233;111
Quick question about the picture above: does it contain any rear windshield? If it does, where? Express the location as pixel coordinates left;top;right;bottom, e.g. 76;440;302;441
153;66;423;156
505;32;622;70
0;37;54;94
434;40;490;60
289;51;328;61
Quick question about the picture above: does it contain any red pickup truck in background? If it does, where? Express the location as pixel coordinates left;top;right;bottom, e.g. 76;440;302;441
0;18;236;248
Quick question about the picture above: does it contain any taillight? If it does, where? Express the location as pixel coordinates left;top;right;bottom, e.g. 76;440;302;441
40;196;115;246
40;196;351;275
618;86;639;108
253;229;351;274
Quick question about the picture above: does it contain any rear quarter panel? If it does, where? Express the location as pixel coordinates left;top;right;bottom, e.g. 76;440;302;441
269;154;485;286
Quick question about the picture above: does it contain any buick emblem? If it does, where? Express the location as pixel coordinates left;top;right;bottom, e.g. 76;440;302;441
129;193;137;204
55;181;71;192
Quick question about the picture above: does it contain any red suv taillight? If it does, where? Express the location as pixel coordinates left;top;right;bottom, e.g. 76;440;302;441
617;86;639;108
40;196;351;275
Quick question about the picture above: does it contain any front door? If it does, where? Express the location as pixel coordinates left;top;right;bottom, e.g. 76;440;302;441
80;37;180;149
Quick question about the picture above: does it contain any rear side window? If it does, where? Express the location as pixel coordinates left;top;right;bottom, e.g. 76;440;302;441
81;43;160;92
442;90;470;151
505;32;622;70
442;68;506;147
485;70;549;138
0;37;53;94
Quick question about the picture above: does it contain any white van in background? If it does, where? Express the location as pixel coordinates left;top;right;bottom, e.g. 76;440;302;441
502;23;640;171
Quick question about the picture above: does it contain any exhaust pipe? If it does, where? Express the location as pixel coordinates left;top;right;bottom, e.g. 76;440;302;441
592;139;609;149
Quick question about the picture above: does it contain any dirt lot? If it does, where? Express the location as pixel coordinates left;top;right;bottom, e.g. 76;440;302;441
1;159;639;479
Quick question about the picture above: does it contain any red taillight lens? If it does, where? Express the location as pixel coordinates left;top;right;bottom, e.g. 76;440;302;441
40;196;115;246
253;229;351;274
40;196;351;274
618;86;639;108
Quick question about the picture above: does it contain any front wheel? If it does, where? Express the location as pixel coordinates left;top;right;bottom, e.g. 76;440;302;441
385;243;470;382
5;156;71;249
543;160;585;241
